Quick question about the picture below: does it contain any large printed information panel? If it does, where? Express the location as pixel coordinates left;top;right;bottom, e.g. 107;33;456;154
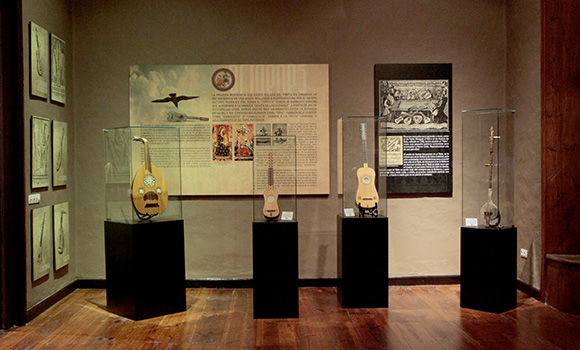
130;64;329;195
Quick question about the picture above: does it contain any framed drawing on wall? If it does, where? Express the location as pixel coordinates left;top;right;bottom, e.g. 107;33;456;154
32;116;51;188
50;33;66;104
52;120;67;187
374;63;452;196
30;22;49;99
32;206;51;281
53;202;69;270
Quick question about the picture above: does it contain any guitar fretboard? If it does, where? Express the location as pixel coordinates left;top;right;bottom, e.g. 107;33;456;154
268;153;274;186
360;123;368;165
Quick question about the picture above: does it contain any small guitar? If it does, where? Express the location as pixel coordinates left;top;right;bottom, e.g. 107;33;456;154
480;126;501;227
131;136;168;220
263;152;280;220
356;123;379;217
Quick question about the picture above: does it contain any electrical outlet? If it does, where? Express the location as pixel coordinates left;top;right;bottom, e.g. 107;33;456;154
520;248;528;259
28;193;41;204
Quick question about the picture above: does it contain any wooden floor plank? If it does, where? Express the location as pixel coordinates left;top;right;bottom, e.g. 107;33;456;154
2;286;580;350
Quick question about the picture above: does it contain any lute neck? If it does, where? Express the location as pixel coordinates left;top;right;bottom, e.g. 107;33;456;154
133;136;152;172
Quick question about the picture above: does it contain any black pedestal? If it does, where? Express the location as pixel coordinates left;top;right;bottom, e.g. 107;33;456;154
460;226;517;313
104;220;186;320
337;215;389;308
252;220;299;319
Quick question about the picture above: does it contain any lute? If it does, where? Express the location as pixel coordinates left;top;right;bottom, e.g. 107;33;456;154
131;136;168;220
480;126;501;227
262;152;280;220
355;123;379;217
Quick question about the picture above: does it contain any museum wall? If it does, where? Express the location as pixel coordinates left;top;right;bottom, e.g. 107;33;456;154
51;0;542;289
506;0;541;290
23;0;75;309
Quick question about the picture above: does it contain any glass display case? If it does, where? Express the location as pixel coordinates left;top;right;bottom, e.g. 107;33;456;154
103;126;182;223
252;135;297;222
461;108;515;228
338;116;387;218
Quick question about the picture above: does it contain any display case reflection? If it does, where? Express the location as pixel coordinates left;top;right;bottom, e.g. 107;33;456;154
462;108;515;228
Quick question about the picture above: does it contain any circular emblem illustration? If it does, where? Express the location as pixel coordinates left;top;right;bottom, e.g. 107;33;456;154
212;68;235;92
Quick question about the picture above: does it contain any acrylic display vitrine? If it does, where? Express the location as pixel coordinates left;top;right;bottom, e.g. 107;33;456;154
252;135;297;222
103;126;182;223
337;116;389;308
461;108;515;228
338;116;387;218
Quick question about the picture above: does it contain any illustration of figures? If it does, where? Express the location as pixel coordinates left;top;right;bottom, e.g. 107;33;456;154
213;124;232;160
32;116;51;187
431;82;449;124
381;83;398;121
272;123;288;146
379;79;449;132
234;124;254;160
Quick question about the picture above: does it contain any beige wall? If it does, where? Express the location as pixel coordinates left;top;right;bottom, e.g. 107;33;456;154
507;0;541;290
23;0;75;309
23;0;542;309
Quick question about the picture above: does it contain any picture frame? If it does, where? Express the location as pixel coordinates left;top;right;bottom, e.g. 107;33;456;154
30;22;49;99
32;116;51;188
50;33;66;104
32;206;51;281
52;120;67;187
53;202;70;270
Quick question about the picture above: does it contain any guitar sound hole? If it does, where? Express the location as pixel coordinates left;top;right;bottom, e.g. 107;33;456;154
143;191;159;201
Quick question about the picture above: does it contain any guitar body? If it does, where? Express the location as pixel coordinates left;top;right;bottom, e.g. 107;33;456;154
263;186;280;220
131;162;168;217
356;164;379;215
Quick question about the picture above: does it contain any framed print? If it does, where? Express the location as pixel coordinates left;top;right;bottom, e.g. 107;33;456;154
374;63;452;195
50;33;66;104
52;120;67;187
30;22;49;99
53;202;69;270
32;116;51;188
32;206;51;281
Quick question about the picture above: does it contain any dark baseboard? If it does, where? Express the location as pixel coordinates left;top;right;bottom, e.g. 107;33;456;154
517;279;541;300
26;281;78;322
76;279;107;289
390;275;460;286
74;275;460;290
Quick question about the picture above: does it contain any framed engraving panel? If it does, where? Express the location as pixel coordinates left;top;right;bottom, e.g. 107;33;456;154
52;120;67;186
374;63;452;195
30;22;49;99
50;33;66;104
32;116;51;188
32;206;51;281
53;202;70;270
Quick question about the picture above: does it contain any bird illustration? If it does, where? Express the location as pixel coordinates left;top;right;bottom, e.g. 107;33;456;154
152;93;199;108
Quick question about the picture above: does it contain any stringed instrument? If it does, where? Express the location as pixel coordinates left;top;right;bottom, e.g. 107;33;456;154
355;123;379;217
37;212;46;264
262;152;280;220
131;136;168;220
480;126;501;227
57;209;66;254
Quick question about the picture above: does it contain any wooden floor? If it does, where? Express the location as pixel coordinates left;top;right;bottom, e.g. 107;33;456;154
1;285;580;349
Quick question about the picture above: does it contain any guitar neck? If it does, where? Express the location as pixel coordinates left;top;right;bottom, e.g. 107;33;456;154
267;152;274;187
360;123;369;165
